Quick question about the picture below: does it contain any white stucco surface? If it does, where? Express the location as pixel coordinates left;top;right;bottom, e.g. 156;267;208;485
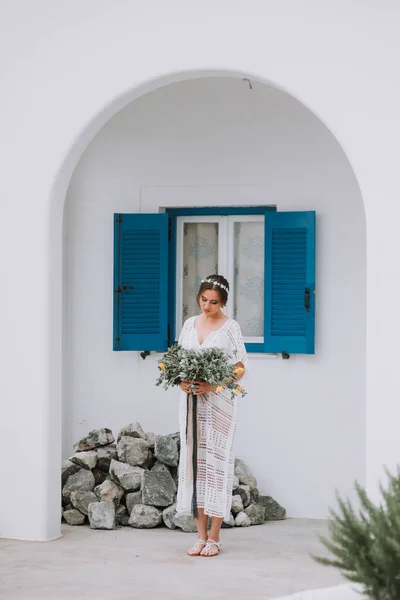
65;78;365;519
1;0;400;541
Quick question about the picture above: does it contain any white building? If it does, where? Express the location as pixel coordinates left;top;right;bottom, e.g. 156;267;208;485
0;0;398;542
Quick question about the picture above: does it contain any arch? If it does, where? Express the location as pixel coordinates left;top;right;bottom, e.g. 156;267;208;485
48;68;366;540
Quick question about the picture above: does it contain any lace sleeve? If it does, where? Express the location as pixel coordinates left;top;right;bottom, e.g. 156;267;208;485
178;317;193;345
227;320;248;366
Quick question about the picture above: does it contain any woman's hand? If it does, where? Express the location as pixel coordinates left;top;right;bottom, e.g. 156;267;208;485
179;381;191;393
194;381;213;395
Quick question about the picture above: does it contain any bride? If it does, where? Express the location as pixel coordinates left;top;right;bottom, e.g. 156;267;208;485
176;274;247;557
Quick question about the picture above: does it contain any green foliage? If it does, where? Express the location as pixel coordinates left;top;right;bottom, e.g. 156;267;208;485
155;344;246;399
313;468;400;599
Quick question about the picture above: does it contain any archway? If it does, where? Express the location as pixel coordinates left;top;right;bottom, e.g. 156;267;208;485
55;71;366;535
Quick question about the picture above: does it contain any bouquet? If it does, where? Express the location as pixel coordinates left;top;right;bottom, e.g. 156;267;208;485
155;344;246;399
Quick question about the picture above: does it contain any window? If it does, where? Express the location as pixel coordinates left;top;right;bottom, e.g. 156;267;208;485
113;207;316;355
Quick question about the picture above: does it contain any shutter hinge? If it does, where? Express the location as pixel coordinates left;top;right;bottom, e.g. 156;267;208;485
167;324;171;347
281;351;290;360
140;351;151;360
117;214;123;223
168;218;172;242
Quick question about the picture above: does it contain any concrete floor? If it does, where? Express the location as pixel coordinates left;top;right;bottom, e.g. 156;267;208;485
0;519;344;600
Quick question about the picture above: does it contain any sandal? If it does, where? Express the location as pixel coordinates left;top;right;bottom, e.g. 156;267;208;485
187;539;206;556
200;539;221;557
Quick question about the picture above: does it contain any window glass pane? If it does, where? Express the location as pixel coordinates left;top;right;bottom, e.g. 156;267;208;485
233;221;264;338
182;223;219;325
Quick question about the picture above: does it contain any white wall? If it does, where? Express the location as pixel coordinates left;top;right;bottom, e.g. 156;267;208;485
65;78;366;518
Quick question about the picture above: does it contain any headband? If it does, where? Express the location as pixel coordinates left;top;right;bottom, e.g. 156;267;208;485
201;278;229;292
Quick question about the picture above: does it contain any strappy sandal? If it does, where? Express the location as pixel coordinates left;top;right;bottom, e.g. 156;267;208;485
187;539;206;556
200;539;221;557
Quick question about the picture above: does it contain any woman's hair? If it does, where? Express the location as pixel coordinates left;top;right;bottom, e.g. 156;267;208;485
197;274;230;307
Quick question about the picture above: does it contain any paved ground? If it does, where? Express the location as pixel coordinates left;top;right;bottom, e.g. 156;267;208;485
0;519;344;600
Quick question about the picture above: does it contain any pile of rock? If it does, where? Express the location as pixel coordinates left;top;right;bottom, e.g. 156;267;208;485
62;424;286;531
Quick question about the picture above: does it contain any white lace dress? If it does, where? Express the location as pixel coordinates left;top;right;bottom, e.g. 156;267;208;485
176;316;248;521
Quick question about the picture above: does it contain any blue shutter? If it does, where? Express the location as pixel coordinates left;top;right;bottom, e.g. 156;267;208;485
113;214;169;351
264;211;315;354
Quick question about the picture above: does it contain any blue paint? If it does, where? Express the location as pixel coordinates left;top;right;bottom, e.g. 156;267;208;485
264;211;316;354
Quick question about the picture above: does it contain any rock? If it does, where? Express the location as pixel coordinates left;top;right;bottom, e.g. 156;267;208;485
235;511;252;527
234;459;257;489
97;445;118;471
257;496;286;521
94;479;124;506
222;514;235;528
244;503;265;525
70;491;98;516
236;484;251;508
62;460;80;486
233;475;239;490
162;504;177;529
117;422;147;442
62;468;95;502
129;505;162;528
69;450;97;470
115;505;127;525
154;435;179;467
63;509;85;525
173;513;197;533
151;460;170;473
117;436;150;467
74;428;115;452
93;468;110;487
125;491;142;514
140;450;154;470
145;431;157;448
141;470;176;507
88;501;116;529
109;459;143;491
231;494;244;514
250;487;259;503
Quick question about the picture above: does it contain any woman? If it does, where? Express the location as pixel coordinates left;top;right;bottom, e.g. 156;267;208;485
177;274;247;557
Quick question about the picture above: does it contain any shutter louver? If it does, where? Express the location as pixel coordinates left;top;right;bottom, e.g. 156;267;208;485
264;212;315;354
113;214;169;351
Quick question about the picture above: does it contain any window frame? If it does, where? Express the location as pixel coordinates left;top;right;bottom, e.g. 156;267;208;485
167;206;276;352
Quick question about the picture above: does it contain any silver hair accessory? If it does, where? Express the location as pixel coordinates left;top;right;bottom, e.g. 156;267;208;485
201;278;228;292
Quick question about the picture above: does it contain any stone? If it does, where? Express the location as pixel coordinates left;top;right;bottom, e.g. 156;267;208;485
88;501;116;529
69;450;97;470
162;504;177;530
63;509;85;525
141;470;176;507
117;436;150;467
140;450;154;470
125;491;142;514
145;431;157;448
234;458;257;489
173;513;197;533
117;422;147;442
93;468;110;487
232;475;239;490
97;445;118;471
74;428;115;452
231;494;244;514
94;479;124;505
235;511;252;527
222;514;235;528
236;484;251;508
115;505;127;525
244;503;265;525
70;491;98;516
109;459;143;491
151;460;170;474
250;487;259;503
154;435;179;467
62;460;80;486
129;505;162;528
257;495;286;521
62;468;95;502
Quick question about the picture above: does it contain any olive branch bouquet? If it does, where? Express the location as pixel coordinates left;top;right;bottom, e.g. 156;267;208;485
156;344;246;399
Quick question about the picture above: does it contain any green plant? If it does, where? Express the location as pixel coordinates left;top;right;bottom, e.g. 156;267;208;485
313;468;400;599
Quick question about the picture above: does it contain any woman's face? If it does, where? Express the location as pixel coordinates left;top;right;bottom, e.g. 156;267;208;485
199;288;223;316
